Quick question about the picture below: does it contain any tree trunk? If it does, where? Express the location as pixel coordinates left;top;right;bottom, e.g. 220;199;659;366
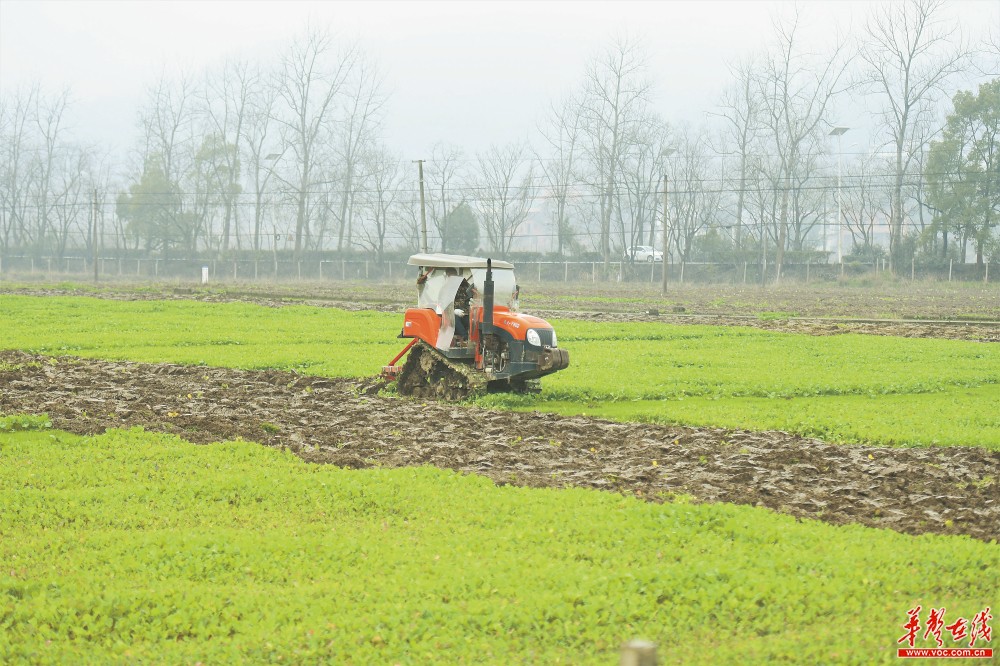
774;172;790;285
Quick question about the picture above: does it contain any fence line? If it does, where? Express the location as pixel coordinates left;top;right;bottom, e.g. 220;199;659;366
0;255;995;285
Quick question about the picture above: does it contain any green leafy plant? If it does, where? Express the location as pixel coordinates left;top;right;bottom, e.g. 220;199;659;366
1;427;996;665
0;413;52;432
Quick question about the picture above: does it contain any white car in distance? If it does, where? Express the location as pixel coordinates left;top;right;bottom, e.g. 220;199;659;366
624;246;663;262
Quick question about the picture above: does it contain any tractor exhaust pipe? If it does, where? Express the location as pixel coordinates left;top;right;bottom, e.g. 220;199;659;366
483;258;494;329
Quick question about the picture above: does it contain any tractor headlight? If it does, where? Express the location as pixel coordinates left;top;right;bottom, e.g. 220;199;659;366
526;329;542;347
551;329;557;348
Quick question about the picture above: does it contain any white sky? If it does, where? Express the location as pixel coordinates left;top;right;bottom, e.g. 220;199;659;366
1;0;997;160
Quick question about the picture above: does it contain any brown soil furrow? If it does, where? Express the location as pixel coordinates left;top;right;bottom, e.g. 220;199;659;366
1;349;997;542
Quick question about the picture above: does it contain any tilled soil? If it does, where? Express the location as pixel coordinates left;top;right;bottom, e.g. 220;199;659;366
2;349;997;542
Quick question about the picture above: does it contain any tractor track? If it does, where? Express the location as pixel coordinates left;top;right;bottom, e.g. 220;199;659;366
1;349;997;543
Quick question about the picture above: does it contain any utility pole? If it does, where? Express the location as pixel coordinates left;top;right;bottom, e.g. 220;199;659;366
837;138;843;263
661;174;669;294
659;147;677;295
415;159;428;253
829;127;850;263
92;188;99;282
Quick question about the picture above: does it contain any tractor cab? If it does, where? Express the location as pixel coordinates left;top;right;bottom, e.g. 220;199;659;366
407;253;520;353
414;254;518;311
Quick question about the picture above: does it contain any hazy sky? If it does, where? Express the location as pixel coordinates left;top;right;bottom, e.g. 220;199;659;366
1;0;997;160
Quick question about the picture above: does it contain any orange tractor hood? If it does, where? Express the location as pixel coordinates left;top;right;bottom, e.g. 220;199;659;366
487;307;553;341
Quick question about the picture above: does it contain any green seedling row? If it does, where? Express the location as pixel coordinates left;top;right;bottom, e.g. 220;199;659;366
2;295;998;448
1;428;996;664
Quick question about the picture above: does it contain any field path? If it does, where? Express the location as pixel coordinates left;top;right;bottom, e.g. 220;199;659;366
2;349;997;542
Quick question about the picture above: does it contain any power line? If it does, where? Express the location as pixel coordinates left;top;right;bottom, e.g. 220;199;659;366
6;169;994;213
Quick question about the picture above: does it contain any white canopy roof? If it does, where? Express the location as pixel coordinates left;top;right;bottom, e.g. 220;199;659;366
407;253;514;270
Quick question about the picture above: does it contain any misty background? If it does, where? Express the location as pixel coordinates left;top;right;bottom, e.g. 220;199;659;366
1;0;998;282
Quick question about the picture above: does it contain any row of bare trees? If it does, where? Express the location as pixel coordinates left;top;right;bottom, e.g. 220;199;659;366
1;0;996;274
0;84;115;258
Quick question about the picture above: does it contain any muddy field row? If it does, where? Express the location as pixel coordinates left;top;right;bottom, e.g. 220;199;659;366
2;350;996;542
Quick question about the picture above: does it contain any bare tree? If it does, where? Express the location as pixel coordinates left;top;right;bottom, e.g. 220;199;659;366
355;146;404;263
758;8;850;282
861;0;970;273
134;70;198;250
474;142;535;254
140;70;196;192
23;88;71;252
49;145;94;259
236;62;280;253
578;37;653;270
84;151;115;258
200;58;258;252
395;193;424;254
617;114;671;258
189;133;240;253
536;93;584;256
273;26;357;257
666;127;723;263
713;55;764;249
424;142;466;253
743;152;783;281
0;83;39;251
332;56;386;252
785;150;828;251
840;152;893;253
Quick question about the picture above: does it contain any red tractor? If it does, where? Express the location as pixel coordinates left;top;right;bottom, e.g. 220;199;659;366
383;253;569;399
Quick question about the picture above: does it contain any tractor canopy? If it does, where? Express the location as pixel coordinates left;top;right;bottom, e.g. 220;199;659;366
409;253;519;312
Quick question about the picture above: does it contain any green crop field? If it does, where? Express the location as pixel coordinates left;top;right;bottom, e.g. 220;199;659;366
490;321;1000;448
1;424;996;665
2;294;998;663
2;294;998;448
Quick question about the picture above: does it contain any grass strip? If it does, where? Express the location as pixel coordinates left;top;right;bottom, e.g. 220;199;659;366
3;295;999;448
1;427;995;664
